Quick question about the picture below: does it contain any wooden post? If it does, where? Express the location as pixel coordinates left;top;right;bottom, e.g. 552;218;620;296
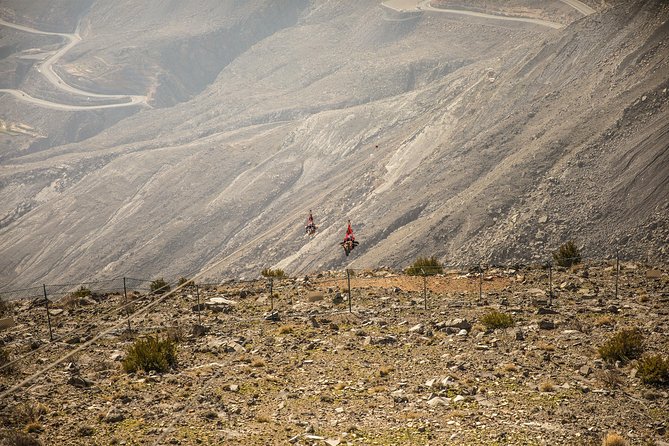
123;277;132;332
479;262;483;303
269;278;274;311
423;273;428;311
195;284;202;326
615;252;619;300
347;269;352;313
548;263;553;307
43;284;53;341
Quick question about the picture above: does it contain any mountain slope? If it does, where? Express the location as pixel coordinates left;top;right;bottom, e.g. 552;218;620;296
0;0;667;288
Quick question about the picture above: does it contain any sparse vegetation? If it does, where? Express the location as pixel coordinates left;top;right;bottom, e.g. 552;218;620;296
1;346;14;375
405;256;443;276
150;278;170;294
261;268;285;278
122;336;177;373
250;357;266;368
71;285;92;298
378;365;394;377
277;324;294;335
637;354;669;386
480;310;514;329
553;240;582;267
538;380;555;392
598;328;644;364
602;432;627;446
0;296;9;317
177;277;194;287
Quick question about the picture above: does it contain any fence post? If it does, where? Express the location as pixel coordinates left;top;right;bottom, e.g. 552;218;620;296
615;251;619;300
346;269;352;313
548;263;553;307
195;284;202;326
43;284;53;341
269;278;274;311
123;277;132;332
479;262;483;303
421;269;427;310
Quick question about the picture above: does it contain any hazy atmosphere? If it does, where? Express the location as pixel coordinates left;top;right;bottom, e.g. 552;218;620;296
1;1;668;445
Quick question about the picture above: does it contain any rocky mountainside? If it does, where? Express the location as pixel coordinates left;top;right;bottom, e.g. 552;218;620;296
0;0;667;288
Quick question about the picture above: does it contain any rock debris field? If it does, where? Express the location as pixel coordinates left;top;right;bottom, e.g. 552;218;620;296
1;262;668;445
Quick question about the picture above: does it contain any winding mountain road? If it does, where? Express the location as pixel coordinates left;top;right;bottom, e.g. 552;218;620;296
382;0;596;28
0;18;147;110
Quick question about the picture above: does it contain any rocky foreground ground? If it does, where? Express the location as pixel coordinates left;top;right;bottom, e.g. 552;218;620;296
1;262;668;445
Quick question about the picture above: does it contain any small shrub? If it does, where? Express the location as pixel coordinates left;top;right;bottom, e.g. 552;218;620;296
277;325;294;335
177;277;194;287
255;414;271;423
378;365;394;377
78;426;95;437
598;328;644;364
597;368;622;389
538;380;555;392
23;422;42;434
71;286;91;298
637;354;669;386
553;240;581;267
250;357;266;368
1;346;15;375
501;363;518;373
0;297;9;317
536;341;556;352
602;433;627;446
150;278;170;295
261;268;285;278
2;431;42;446
15;403;47;426
405;256;443;276
122;336;177;373
480;310;514;329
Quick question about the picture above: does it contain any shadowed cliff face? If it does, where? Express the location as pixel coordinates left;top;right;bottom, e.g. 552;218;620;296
0;0;667;287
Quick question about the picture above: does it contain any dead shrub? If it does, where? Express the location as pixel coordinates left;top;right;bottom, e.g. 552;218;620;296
250;357;266;368
277;325;294;335
378;365;394;377
602;432;627;446
538;380;555;392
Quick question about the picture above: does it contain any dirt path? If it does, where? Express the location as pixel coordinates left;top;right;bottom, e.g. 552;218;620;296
559;0;596;15
382;0;565;29
0;18;147;110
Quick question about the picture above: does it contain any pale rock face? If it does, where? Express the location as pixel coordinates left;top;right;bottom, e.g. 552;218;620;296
0;0;667;288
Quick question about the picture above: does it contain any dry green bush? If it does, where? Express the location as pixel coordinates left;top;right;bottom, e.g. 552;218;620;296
405;256;443;276
0;297;9;317
261;268;285;278
122;336;177;373
637;354;669;386
150;278;170;294
598;328;644;364
480;310;514;329
0;346;15;375
177;277;194;287
553;240;582;267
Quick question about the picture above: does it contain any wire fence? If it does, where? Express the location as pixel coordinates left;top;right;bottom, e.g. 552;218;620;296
0;254;665;356
0;253;666;401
